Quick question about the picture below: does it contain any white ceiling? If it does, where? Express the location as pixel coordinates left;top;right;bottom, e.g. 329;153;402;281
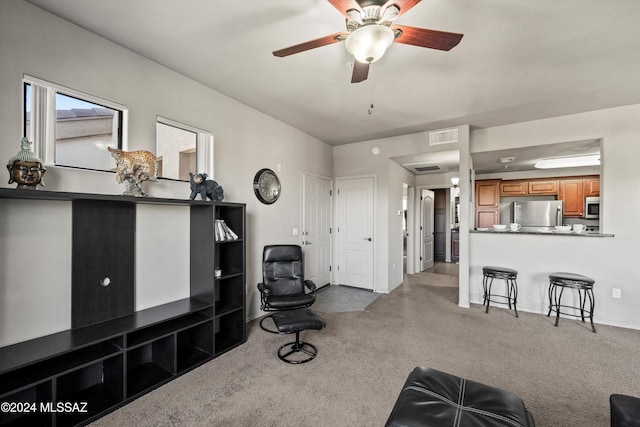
25;0;640;147
471;139;601;174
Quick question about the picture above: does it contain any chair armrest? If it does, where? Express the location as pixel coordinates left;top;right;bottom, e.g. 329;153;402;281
257;282;271;296
304;280;317;292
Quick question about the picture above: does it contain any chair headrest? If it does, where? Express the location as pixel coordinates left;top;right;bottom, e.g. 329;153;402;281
263;245;302;263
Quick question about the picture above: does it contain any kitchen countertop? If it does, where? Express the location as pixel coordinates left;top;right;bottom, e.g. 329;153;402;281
471;228;614;237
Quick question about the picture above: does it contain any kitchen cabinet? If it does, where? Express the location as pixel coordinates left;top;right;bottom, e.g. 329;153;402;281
477;179;500;207
451;229;459;263
500;179;558;196
559;179;584;217
528;180;558;195
475;180;500;228
499;179;559;196
500;180;527;196
584;176;600;197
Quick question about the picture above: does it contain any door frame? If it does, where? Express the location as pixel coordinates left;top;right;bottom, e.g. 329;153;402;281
334;174;377;291
414;184;453;272
420;189;435;271
301;171;333;288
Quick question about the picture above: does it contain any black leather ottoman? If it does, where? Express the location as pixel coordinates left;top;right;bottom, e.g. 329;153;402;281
386;367;535;427
271;309;326;364
611;394;640;427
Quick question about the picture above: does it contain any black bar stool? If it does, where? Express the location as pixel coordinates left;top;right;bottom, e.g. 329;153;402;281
482;266;519;317
547;272;596;332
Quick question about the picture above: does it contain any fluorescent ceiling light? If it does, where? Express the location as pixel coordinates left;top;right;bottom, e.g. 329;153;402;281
535;154;600;169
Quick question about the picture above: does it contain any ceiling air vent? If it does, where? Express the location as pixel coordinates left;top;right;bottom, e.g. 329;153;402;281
429;128;459;146
402;161;449;175
415;165;442;172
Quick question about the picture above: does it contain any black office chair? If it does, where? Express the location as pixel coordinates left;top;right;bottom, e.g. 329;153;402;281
257;245;316;333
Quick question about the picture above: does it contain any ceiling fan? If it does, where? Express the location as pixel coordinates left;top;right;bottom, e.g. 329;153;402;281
272;0;464;83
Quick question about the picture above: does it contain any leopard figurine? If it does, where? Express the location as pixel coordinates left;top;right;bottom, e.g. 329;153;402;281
107;146;158;196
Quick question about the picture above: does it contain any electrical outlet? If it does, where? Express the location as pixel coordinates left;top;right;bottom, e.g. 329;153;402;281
612;288;622;298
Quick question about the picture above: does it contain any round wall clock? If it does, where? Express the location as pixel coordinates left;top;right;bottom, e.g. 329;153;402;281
253;168;281;204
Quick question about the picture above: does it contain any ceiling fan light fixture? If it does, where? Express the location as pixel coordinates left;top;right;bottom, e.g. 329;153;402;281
345;25;394;64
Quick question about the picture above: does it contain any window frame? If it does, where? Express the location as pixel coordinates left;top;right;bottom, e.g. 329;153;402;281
23;74;128;171
156;116;214;181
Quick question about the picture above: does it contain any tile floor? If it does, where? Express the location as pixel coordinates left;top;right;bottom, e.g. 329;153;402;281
314;261;459;313
313;285;380;313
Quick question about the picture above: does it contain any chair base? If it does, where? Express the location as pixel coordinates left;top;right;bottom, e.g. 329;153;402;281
259;314;280;334
277;331;318;364
271;309;325;364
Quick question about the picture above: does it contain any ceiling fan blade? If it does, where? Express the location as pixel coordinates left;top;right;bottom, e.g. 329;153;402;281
327;0;362;17
351;60;369;83
392;25;463;51
273;32;348;57
384;0;421;18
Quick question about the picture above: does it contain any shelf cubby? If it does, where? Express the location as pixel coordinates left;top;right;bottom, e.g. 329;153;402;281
215;206;244;240
0;381;53;427
55;355;124;426
214;310;245;355
0;339;121;396
215;275;245;316
177;321;214;372
126;336;175;397
215;240;244;276
126;309;212;348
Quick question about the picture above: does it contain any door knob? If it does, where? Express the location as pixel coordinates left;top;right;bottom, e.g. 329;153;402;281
364;237;372;241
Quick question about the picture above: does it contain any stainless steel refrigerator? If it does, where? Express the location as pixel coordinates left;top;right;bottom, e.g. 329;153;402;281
511;200;563;228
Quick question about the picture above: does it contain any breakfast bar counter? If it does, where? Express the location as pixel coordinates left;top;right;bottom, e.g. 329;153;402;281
468;228;619;321
472;228;614;237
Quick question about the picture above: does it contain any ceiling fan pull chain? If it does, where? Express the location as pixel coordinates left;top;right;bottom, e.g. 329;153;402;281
368;73;375;115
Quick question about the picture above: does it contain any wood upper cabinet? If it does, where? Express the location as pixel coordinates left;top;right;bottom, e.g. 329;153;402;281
528;180;558;195
500;179;558;196
475;179;500;228
476;179;500;207
500;180;527;196
584;176;600;197
559;179;584;217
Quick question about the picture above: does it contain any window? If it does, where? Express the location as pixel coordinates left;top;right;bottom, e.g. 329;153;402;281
23;75;127;171
156;117;214;181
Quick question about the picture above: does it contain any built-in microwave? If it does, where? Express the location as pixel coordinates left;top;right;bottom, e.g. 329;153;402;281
585;196;600;219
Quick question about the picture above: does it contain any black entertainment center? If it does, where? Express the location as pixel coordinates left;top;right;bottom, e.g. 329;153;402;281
0;188;246;426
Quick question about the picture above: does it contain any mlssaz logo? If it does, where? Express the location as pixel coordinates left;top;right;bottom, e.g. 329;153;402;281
40;402;88;413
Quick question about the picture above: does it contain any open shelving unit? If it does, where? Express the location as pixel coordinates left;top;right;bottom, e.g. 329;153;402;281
0;189;246;426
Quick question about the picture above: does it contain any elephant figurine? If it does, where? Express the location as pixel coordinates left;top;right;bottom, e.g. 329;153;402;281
189;172;224;201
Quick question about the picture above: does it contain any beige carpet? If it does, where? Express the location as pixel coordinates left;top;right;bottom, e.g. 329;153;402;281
91;272;640;426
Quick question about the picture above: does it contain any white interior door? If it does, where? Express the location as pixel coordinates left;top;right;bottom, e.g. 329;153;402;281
336;176;374;290
421;189;434;271
302;173;332;288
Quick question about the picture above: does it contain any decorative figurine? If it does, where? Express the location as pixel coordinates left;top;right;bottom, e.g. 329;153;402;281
6;137;46;190
107;146;158;197
189;172;224;201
